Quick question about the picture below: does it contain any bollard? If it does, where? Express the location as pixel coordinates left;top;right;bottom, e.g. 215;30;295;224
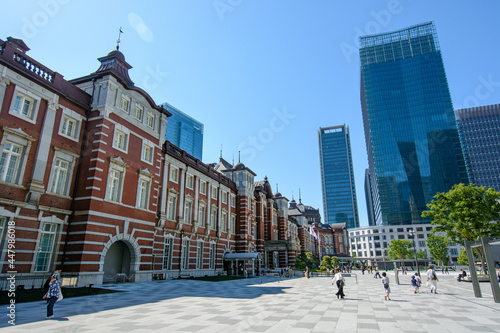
88;284;94;295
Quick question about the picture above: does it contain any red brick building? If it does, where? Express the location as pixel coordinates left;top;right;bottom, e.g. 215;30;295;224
0;37;346;286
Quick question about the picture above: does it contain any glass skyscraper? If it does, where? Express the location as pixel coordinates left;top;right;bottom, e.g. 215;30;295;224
455;103;500;192
318;125;359;229
360;22;469;226
162;102;204;160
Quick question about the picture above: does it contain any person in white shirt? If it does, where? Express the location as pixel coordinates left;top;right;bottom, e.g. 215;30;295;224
332;269;345;299
426;265;439;293
381;272;391;300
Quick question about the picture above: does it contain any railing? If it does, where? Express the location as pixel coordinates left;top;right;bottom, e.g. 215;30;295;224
12;52;54;83
0;273;51;290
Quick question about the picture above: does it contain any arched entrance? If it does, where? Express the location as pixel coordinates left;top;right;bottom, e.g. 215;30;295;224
103;240;132;283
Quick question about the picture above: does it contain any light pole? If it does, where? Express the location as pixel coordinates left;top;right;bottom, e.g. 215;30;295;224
409;229;420;275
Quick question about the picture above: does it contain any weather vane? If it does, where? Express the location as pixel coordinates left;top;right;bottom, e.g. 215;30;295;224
116;27;123;50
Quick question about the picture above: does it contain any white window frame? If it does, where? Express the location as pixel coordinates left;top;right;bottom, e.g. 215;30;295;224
134;103;144;121
146;112;155;129
141;141;154;164
163;237;173;270
106;161;126;203
58;107;84;142
196;241;203;269
186;174;194;190
209;243;216;269
210;207;217;229
211;186;217;200
33;223;58;272
181;239;189;270
112;126;129;153
221;211;227;232
199;180;207;195
0;128;34;185
9;87;41;123
230;214;236;234
136;174;151;210
120;94;130;113
167;192;177;220
59;115;78;140
230;194;236;207
198;204;206;227
184;199;193;224
169;166;179;183
222;191;228;204
47;149;77;196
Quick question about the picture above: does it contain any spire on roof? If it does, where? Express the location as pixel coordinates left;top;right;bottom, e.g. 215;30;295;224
116;27;123;51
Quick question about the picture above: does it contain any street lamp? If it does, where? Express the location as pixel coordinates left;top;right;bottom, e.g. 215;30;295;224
408;229;420;275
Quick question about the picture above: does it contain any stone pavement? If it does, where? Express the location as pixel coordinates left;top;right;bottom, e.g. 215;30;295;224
2;270;499;332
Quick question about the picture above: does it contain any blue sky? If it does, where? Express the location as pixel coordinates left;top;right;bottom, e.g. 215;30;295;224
2;1;500;227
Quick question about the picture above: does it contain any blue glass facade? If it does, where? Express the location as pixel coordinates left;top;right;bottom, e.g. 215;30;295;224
318;125;359;229
360;22;469;226
162;102;204;160
456;104;500;192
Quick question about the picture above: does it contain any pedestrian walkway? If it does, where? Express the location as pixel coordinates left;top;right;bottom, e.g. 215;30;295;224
2;271;499;332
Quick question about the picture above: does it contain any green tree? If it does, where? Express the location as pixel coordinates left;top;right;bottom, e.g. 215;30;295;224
298;252;320;271
416;251;428;259
306;252;320;270
330;256;339;268
387;239;412;266
457;248;468;266
422;183;500;272
426;234;449;265
320;255;332;271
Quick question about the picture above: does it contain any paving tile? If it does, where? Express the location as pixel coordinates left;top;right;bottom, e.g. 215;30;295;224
2;271;499;332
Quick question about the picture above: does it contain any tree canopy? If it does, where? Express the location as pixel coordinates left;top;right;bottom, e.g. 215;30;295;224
457;248;468;266
387;239;412;263
421;183;500;243
421;183;500;271
426;234;449;265
416;250;428;259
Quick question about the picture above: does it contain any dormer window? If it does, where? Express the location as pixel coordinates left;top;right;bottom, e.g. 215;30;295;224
120;95;130;113
146;112;155;128
134;104;143;121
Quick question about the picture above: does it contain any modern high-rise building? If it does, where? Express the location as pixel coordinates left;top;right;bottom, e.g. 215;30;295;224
162;102;203;160
455;103;500;192
318;125;359;229
360;22;469;226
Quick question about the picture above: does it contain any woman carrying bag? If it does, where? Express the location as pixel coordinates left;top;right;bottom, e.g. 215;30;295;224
332;268;346;299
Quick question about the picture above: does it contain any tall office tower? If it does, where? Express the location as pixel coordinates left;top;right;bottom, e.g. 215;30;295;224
318;125;359;229
162;102;204;160
360;22;469;226
455;103;500;192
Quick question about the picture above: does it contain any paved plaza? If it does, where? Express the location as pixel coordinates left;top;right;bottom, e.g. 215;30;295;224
2;270;500;332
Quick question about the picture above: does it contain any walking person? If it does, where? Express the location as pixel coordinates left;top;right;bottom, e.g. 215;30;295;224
411;272;422;294
381;272;391;300
332;269;346;299
426;265;439;294
43;273;62;319
374;266;381;278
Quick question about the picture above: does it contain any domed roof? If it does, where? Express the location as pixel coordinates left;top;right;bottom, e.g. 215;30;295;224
274;191;282;198
233;162;246;170
107;49;125;60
